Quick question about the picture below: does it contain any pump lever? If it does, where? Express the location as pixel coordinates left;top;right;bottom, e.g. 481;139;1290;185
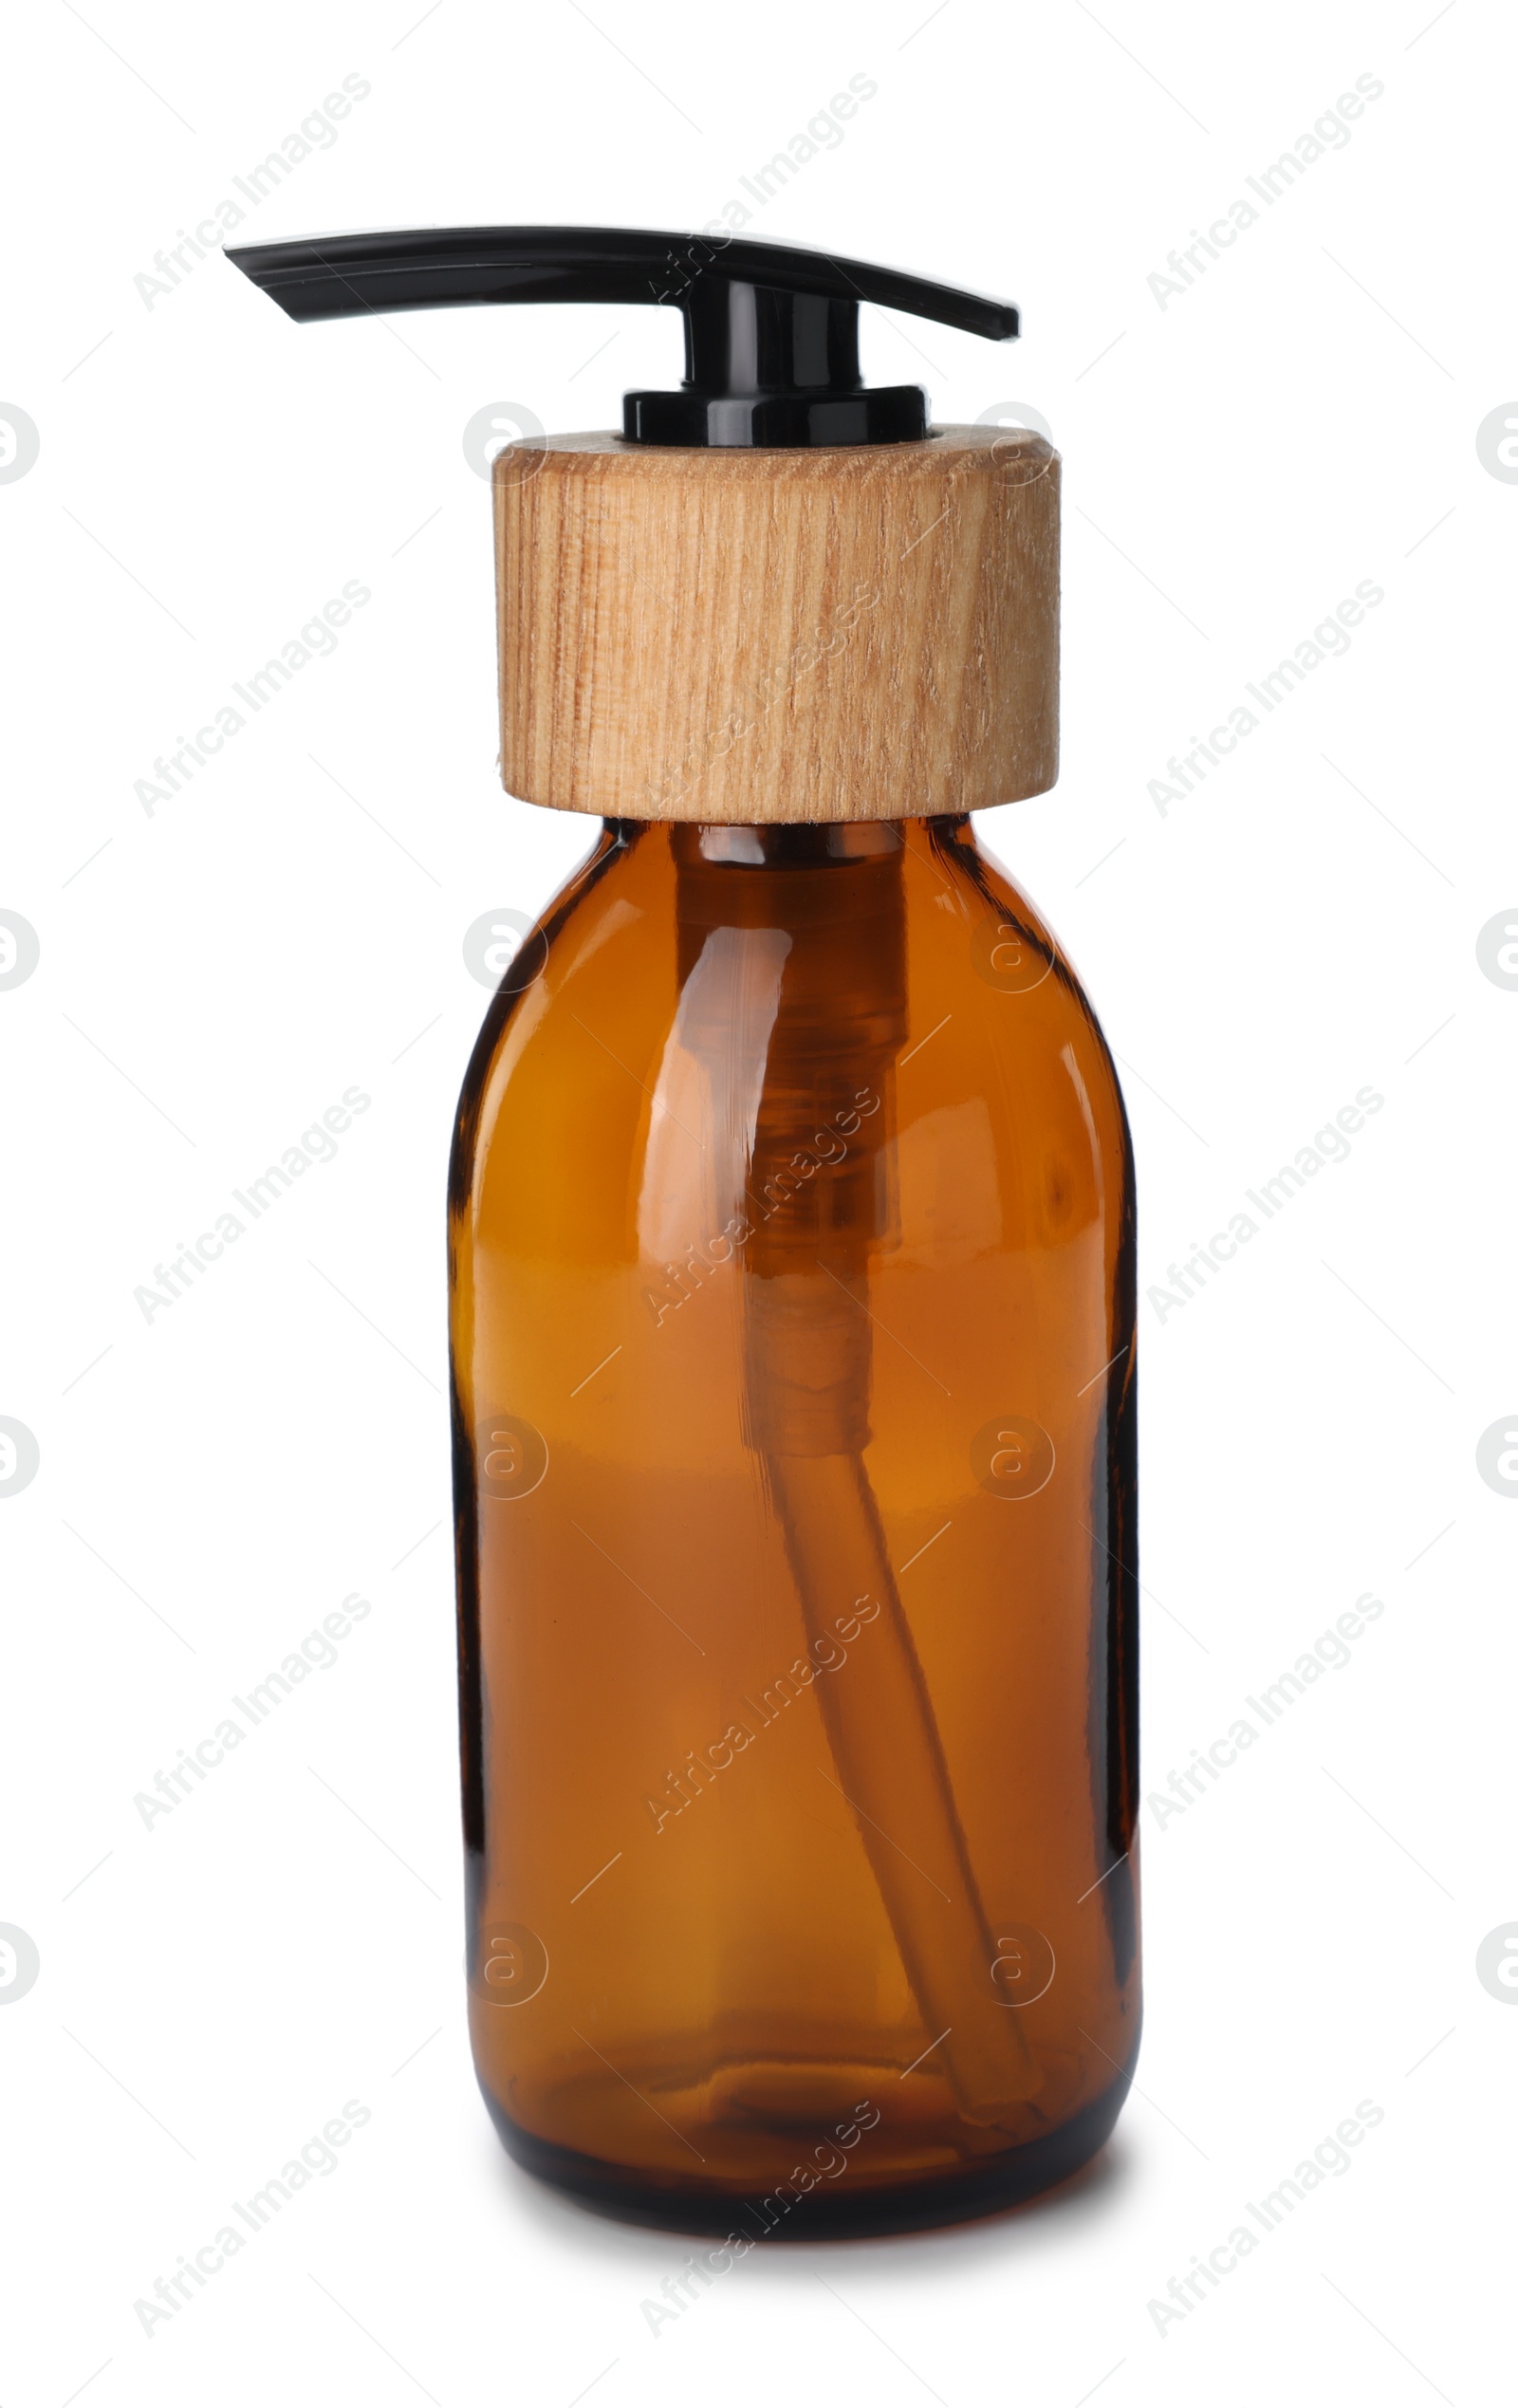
228;224;1019;448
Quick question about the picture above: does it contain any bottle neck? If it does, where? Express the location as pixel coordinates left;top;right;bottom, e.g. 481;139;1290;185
603;813;972;864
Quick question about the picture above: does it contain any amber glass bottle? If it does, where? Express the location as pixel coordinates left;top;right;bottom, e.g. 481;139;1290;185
449;812;1138;2235
223;224;1136;2236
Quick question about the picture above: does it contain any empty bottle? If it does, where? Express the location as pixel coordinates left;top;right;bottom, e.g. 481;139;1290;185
231;227;1139;2234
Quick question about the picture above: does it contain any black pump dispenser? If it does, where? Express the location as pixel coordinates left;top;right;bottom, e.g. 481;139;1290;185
227;225;1019;446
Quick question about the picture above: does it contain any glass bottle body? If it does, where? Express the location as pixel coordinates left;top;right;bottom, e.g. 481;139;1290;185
449;815;1138;2235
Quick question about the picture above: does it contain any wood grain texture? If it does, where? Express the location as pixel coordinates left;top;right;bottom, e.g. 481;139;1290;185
492;424;1058;824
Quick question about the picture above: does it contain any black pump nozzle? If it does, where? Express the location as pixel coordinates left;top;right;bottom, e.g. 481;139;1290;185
226;225;1018;447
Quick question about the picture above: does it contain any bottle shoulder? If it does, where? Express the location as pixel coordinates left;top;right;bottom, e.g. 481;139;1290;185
901;819;1128;1139
449;818;1131;1227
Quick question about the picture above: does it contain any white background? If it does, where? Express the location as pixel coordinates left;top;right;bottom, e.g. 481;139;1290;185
2;1;1512;2400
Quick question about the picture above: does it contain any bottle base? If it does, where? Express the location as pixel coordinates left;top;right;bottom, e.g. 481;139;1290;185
482;2050;1136;2240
